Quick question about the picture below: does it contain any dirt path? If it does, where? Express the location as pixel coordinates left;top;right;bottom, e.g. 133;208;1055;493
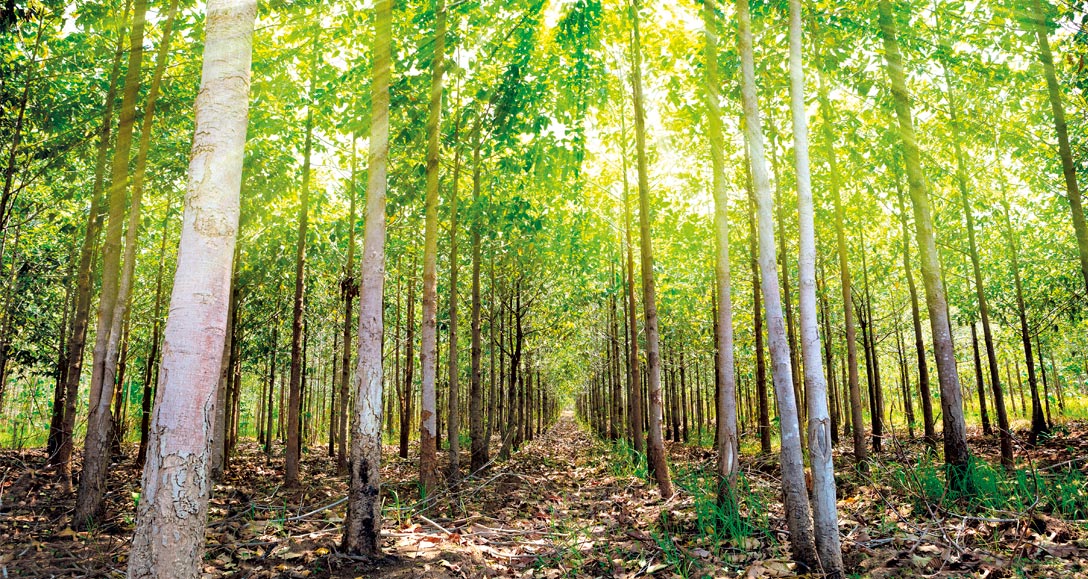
352;412;672;578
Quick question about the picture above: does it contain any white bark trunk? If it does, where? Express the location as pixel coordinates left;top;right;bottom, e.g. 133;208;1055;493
342;0;392;556
126;1;255;576
701;0;738;492
735;0;817;570
788;0;843;574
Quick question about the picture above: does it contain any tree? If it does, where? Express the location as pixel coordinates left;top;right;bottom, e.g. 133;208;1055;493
285;24;320;488
1030;0;1088;297
788;0;842;572
736;0;817;569
74;0;148;528
419;0;448;494
342;0;392;556
628;0;671;498
818;83;866;467
877;0;970;486
700;0;738;497
126;0;257;574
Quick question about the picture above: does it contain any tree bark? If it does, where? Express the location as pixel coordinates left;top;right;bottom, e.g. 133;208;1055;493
702;0;739;496
818;83;866;468
74;0;149;528
342;0;391;555
419;0;447;494
126;1;255;574
447;120;463;482
788;0;843;571
736;0;817;568
285;25;319;488
629;0;671;497
878;0;970;485
338;138;359;474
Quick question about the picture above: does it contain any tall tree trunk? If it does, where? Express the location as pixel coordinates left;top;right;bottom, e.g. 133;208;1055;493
737;0;817;568
629;0;671;497
338;138;359;474
970;323;992;435
285;26;319;488
74;0;149;528
620;104;644;454
860;242;883;453
818;84;866;468
126;0;256;573
878;0;970;485
702;0;739;495
447;123;463;482
342;0;391;556
1030;0;1088;295
747;168;772;456
137;199;173;469
400;268;416;459
939;44;1010;459
893;172;935;445
469;119;487;474
419;0;448;494
53;1;131;478
789;0;843;571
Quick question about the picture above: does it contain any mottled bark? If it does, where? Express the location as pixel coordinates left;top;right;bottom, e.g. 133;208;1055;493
342;0;391;555
126;1;256;575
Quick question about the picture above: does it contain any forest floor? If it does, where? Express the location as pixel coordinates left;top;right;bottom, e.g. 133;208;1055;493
3;414;1088;578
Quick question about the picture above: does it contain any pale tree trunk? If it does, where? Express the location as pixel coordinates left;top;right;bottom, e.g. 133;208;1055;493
1031;0;1088;295
788;0;842;573
745;159;772;455
286;27;319;487
419;0;447;494
817;83;866;468
338;138;358;474
736;0;817;569
53;3;130;478
74;0;148;528
701;0;738;497
126;0;256;574
342;0;391;556
878;0;970;486
629;0;671;497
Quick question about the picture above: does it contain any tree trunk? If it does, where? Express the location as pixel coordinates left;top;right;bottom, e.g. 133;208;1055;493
447;121;463;482
74;0;149;528
878;0;970;486
747;166;772;456
788;0;843;570
1030;0;1088;295
285;26;319;488
629;0;671;498
469;119;487;473
342;0;391;556
736;0;817;568
53;1;131;478
401;268;416;459
893;173;935;445
620;103;644;454
419;0;447;494
818;83;866;468
970;323;992;435
126;0;255;573
338;138;359;474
